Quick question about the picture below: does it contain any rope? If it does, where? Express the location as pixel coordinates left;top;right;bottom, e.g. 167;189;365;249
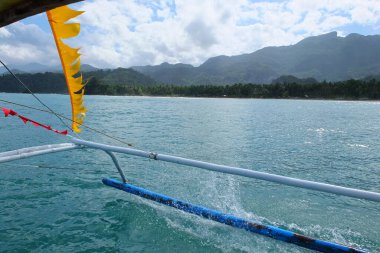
0;59;73;132
0;98;133;147
0;59;133;147
2;163;88;171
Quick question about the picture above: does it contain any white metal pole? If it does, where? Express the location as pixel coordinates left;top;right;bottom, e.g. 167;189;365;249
71;138;380;202
0;143;79;163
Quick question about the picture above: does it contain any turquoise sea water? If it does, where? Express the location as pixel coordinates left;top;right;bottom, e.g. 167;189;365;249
0;94;379;253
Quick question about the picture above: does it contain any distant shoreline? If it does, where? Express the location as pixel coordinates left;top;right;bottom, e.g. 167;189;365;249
91;95;380;102
2;92;380;102
2;71;380;100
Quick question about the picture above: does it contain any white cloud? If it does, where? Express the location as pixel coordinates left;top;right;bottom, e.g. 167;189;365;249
0;28;12;38
0;22;57;66
1;0;380;68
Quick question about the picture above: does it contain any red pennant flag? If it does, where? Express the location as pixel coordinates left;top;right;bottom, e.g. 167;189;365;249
2;107;11;117
19;115;29;124
9;109;17;116
53;129;68;135
1;106;68;135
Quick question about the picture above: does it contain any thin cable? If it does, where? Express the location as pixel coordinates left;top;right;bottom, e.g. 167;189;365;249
2;163;40;168
0;98;133;147
0;59;73;132
2;163;76;170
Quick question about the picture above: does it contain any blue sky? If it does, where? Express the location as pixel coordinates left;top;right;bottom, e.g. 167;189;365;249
1;0;380;68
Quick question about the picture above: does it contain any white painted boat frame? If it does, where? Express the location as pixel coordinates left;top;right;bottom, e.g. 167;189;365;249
1;137;379;202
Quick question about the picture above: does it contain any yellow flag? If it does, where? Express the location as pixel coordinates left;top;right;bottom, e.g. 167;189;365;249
47;5;86;132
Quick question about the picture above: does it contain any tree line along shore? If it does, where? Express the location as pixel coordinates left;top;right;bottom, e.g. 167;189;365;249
1;72;380;100
85;78;380;100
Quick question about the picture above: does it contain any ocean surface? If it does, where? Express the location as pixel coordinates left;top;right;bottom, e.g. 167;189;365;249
0;93;379;253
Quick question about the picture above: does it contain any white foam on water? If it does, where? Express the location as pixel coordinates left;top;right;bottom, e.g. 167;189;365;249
141;173;308;252
307;128;345;134
287;223;364;249
163;213;305;253
347;143;369;148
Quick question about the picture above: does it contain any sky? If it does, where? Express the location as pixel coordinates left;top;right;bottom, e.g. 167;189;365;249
1;0;380;69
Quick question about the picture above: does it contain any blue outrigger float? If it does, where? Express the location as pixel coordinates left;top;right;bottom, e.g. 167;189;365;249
1;138;379;253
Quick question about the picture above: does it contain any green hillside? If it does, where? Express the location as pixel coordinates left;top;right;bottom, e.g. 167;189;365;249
132;32;380;85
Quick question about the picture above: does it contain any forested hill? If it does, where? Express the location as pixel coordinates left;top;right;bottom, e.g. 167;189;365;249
0;72;66;93
133;32;380;85
86;68;158;87
0;68;158;93
1;67;380;100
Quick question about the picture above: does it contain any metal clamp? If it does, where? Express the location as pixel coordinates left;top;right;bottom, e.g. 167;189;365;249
149;152;158;160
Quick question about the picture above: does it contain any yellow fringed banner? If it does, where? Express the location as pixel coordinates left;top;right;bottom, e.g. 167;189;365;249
47;5;86;132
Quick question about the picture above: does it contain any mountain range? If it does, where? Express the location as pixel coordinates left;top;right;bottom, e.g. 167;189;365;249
2;32;380;86
0;68;156;94
0;63;99;75
132;32;380;85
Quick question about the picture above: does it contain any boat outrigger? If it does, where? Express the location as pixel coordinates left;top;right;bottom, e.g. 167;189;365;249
0;1;379;253
0;136;379;253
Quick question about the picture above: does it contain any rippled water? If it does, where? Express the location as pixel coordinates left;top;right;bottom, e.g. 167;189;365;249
0;94;379;252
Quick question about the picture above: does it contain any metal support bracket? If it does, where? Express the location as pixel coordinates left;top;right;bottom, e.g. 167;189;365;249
104;151;127;183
